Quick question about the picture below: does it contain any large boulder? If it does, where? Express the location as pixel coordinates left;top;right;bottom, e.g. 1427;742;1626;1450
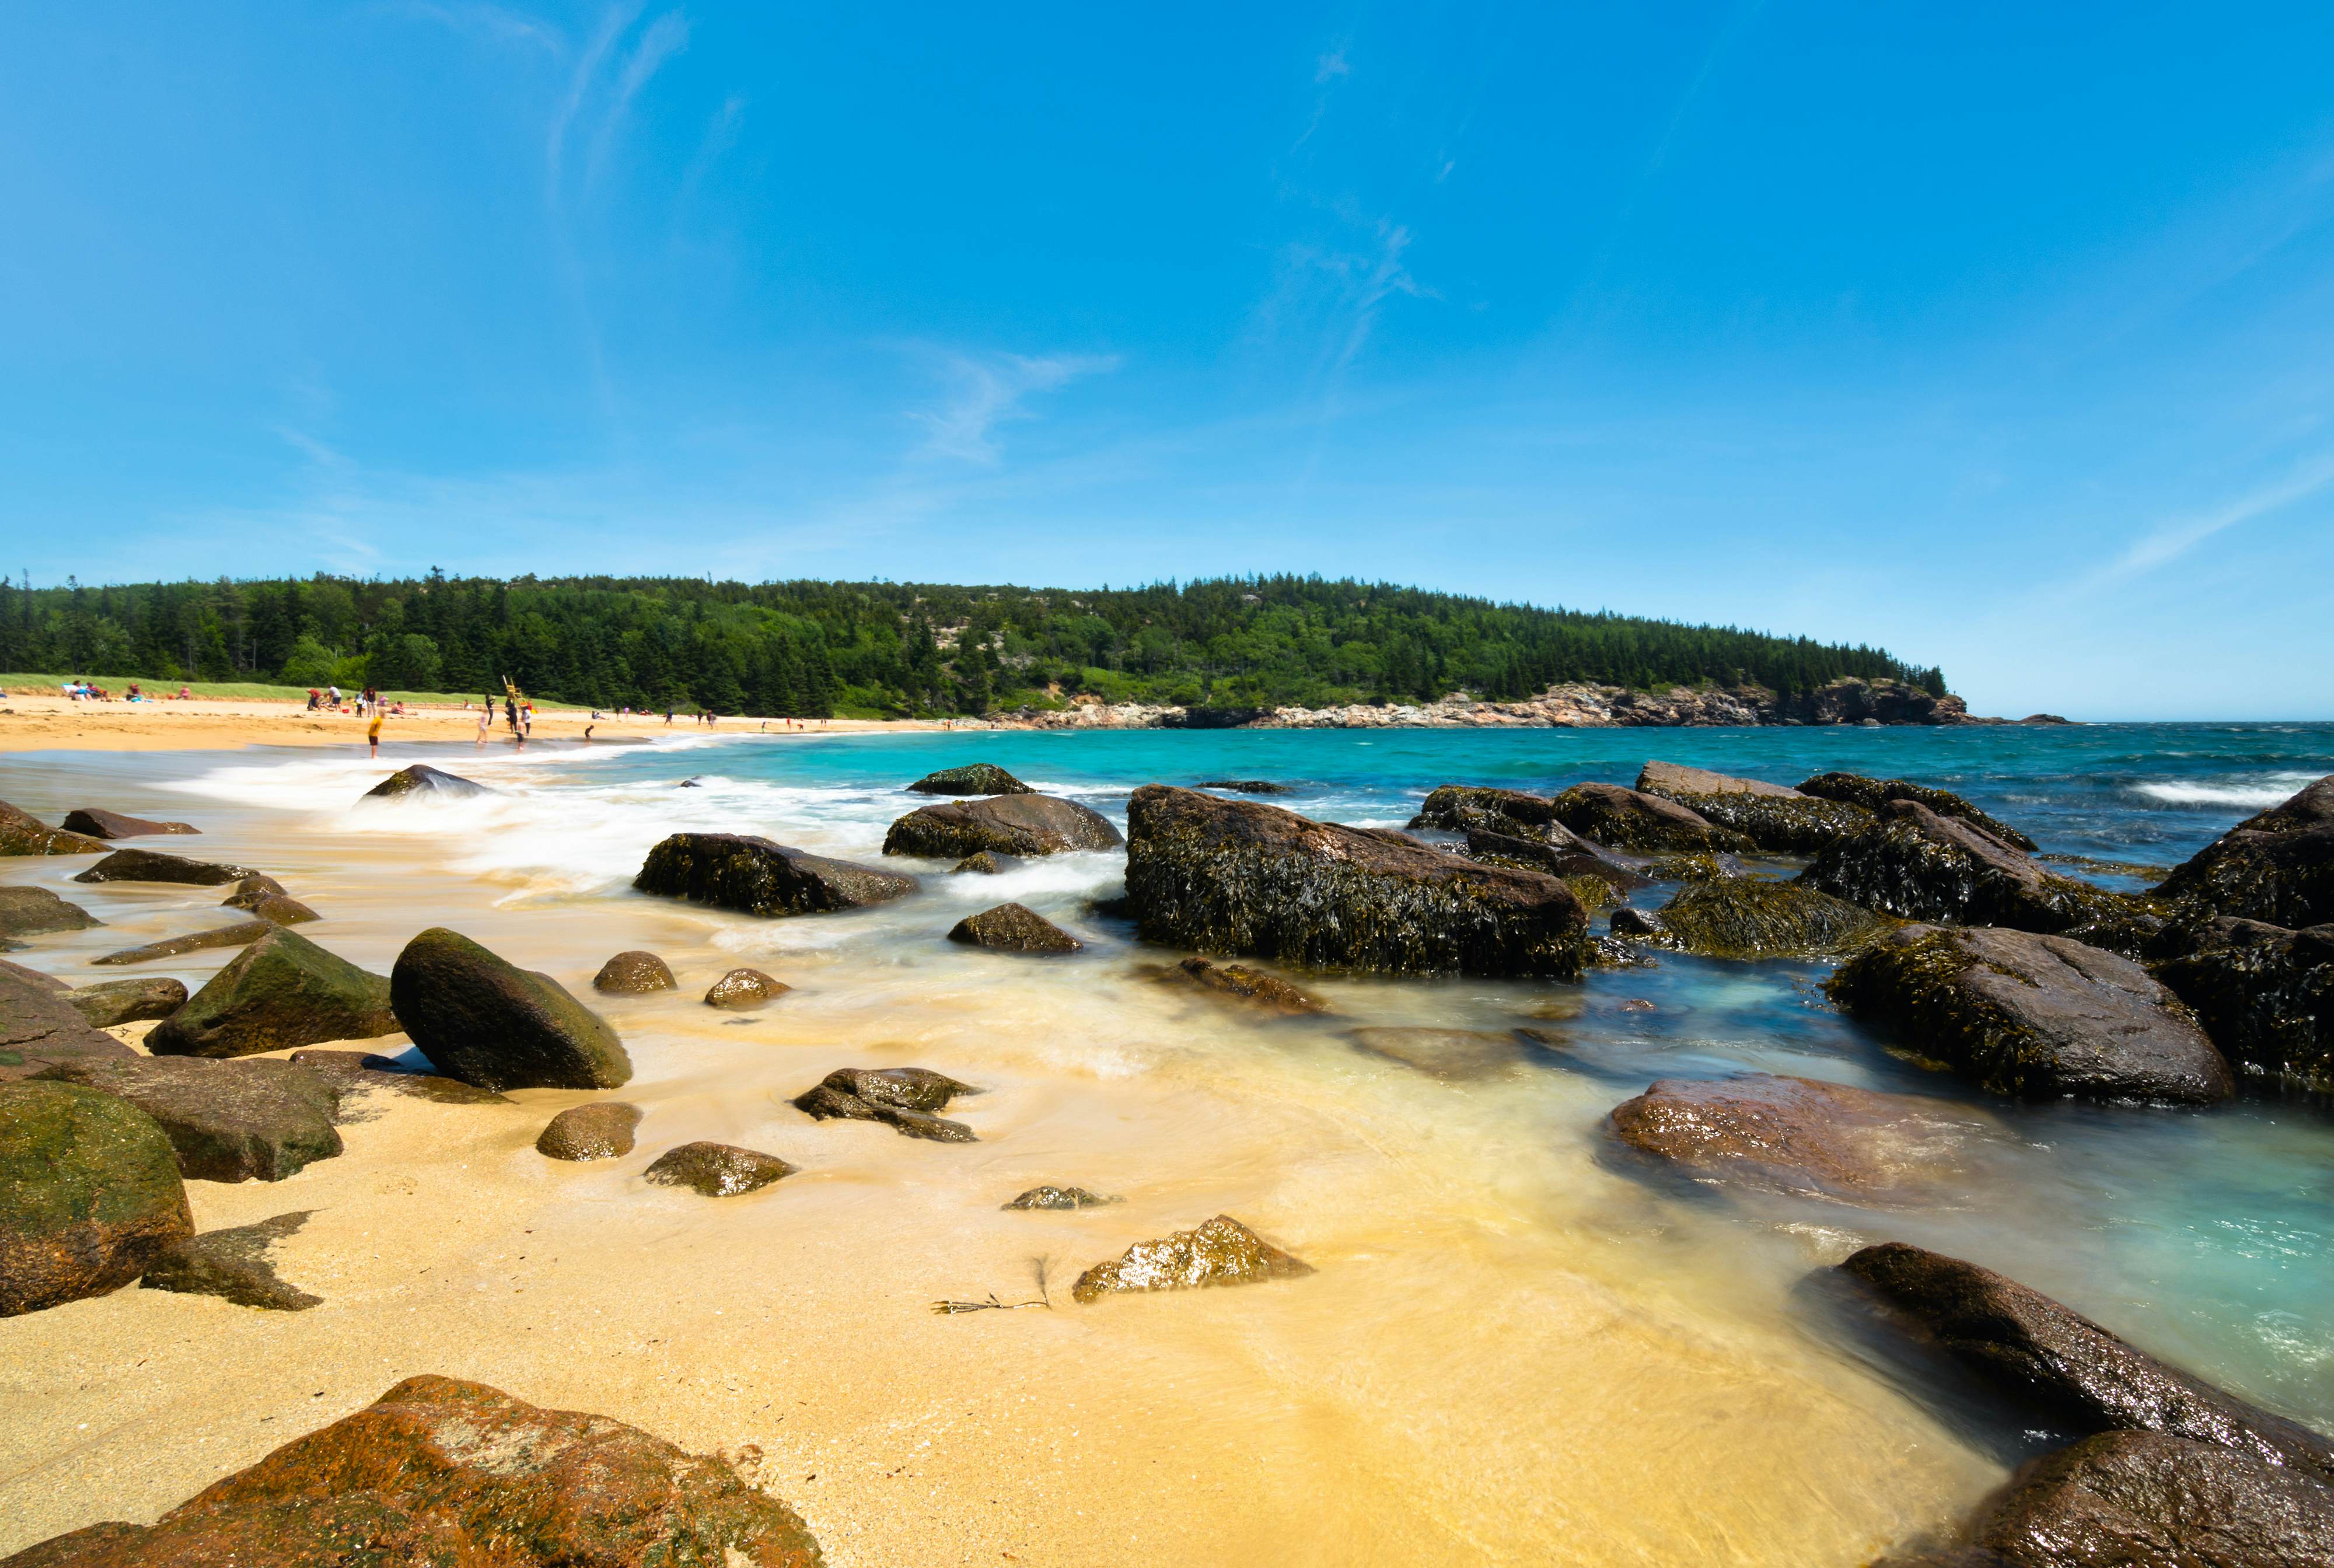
62;976;188;1026
906;763;1033;795
946;902;1082;954
1071;1214;1313;1303
0;799;108;857
92;920;275;966
791;1067;978;1142
1124;785;1590;979
141;1211;320;1311
73;847;259;886
1840;1241;2334;1480
0;886;101;939
1829;925;2230;1103
883;794;1123;858
634;833;918;916
643;1142;797;1197
1609;1074;1989;1205
1796;770;2038;851
389;928;631;1091
59;806;199;839
2156;773;2334;930
1634;762;1875;853
0;1373;823;1565
0;1080;193;1316
1799;801;2161;955
1551;783;1753;853
30;1057;343;1183
592;950;676;993
359;763;495;802
2154;918;2334;1096
1609;876;1893;959
1408;785;1573;840
0;967;136;1082
145;927;401;1060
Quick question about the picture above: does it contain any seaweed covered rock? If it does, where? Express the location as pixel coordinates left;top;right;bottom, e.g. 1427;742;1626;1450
704;966;788;1008
1154;956;1330;1015
1552;783;1754;853
1829;925;2229;1103
1461;828;1645;895
1004;1185;1120;1210
1800;801;2162;954
0;799;109;857
1609;876;1893;959
0;1373;824;1565
1071;1214;1313;1303
1125;785;1589;980
906;763;1034;795
141;1211;320;1311
60;806;199;839
536;1102;644;1161
792;1066;979;1141
643;1141;797;1196
32;1056;343;1183
1408;785;1573;840
593;949;676;993
62;976;189;1027
634;833;918;916
0;886;101;939
2154;918;2334;1095
145;927;400;1060
2155;773;2334;930
1635;762;1875;853
92;920;275;966
947;902;1082;954
1609;1074;1988;1204
359;763;495;802
74;847;260;886
1797;771;2038;851
951;851;1011;875
883;794;1123;858
0;966;137;1082
390;928;630;1091
1839;1241;2334;1480
0;1080;193;1316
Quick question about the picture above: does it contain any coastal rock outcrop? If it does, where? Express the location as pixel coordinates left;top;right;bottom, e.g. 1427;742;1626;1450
1124;785;1590;980
0;1373;824;1565
536;1102;644;1161
140;1210;320;1311
2155;773;2334;930
946;902;1083;953
644;1141;798;1196
593;950;676;993
883;794;1123;858
1609;1074;1987;1204
30;1056;343;1183
1609;876;1893;959
92;920;276;966
359;763;495;802
74;847;259;886
62;976;189;1027
634;833;919;916
704;967;788;1008
1550;783;1754;853
0;886;101;938
60;806;200;839
0;799;109;857
1005;1185;1120;1210
2153;918;2334;1095
389;928;631;1091
1634;762;1876;853
1071;1214;1313;1303
0;965;136;1081
145;927;400;1059
792;1066;978;1141
1795;771;2036;851
0;1080;193;1316
906;763;1033;795
1153;955;1330;1015
1828;925;2230;1103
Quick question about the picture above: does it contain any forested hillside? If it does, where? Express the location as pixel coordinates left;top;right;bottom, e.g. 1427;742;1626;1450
0;573;1945;719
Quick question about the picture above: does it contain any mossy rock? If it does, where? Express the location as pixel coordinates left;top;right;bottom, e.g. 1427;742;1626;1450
634;833;919;916
1072;1214;1313;1303
145;927;401;1060
1460;827;1645;894
1795;770;2036;851
33;1056;344;1183
0;886;101;938
1633;763;1874;853
2154;773;2334;930
72;847;260;886
2153;917;2334;1096
0;1080;193;1316
63;976;190;1028
592;950;676;993
1612;878;1894;960
946;902;1082;954
703;967;789;1008
1004;1185;1120;1210
0;799;109;857
1551;784;1753;853
883;794;1123;858
906;763;1033;795
1408;785;1568;837
390;928;630;1091
92;920;276;967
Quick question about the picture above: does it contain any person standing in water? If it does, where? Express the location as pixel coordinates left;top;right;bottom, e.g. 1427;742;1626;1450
367;704;385;759
476;704;492;747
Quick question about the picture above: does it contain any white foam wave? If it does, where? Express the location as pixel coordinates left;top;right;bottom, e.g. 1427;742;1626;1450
2131;771;2321;809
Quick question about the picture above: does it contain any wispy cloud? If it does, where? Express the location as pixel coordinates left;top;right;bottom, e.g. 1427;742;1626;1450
546;3;644;198
1255;212;1431;387
2111;454;2334;577
389;1;563;54
587;10;691;190
911;351;1120;464
1314;47;1350;85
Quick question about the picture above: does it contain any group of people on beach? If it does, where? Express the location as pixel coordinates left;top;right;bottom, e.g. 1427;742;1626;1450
61;678;190;702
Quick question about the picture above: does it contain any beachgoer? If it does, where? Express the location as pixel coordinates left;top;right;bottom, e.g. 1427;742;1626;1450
583;724;595;741
367;706;384;759
328;684;340;708
665;708;673;726
476;704;491;747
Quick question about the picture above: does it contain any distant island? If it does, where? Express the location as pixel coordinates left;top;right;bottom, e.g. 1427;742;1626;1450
0;572;2010;725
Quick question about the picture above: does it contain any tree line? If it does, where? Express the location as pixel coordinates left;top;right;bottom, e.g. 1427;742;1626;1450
0;572;1947;718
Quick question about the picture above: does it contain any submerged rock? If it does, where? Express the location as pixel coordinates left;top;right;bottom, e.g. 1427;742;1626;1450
0;798;109;857
704;967;789;1008
1195;779;1294;795
643;1141;797;1196
32;1056;343;1183
1004;1185;1121;1210
1551;783;1754;853
0;886;101;938
2155;773;2334;930
0;1373;824;1565
634;832;919;916
92;920;276;966
593;949;676;993
60;806;200;839
390;928;630;1091
1609;1074;1986;1205
140;1211;319;1311
947;902;1083;954
1634;762;1875;853
1796;770;2038;851
883;794;1124;858
1071;1214;1314;1303
359;763;495;802
1124;785;1590;980
145;927;400;1060
73;847;260;886
1840;1241;2334;1480
62;976;188;1027
906;763;1034;795
951;851;1012;875
2154;918;2334;1096
0;1080;193;1316
536;1102;644;1161
1154;956;1330;1015
1609;876;1893;959
1829;924;2230;1103
792;1067;978;1141
1348;1026;1536;1080
0;965;137;1081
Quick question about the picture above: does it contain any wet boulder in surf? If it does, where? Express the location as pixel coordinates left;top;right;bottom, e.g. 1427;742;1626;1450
2153;917;2334;1096
946;902;1082;954
1005;1185;1120;1210
1071;1214;1313;1304
883;794;1123;858
0;885;101;939
31;1056;343;1183
0;799;109;857
1795;770;2037;851
1408;785;1574;840
389;928;630;1091
1608;876;1893;960
1195;779;1294;795
593;949;677;993
906;763;1034;795
1124;785;1589;980
0;965;137;1081
1839;1241;2334;1480
62;976;188;1027
74;847;260;886
219;874;321;926
1550;783;1754;854
2154;773;2334;930
60;806;200;839
1608;1073;1989;1205
1829;924;2230;1103
703;967;788;1008
644;1141;797;1196
359;763;495;802
634;833;919;916
145;927;401;1060
1634;762;1875;853
0;1080;193;1316
792;1066;979;1142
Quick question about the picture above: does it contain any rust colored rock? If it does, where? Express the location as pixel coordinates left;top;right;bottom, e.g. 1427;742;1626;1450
704;967;790;1008
1609;1073;1989;1204
643;1141;797;1196
1072;1214;1313;1303
536;1102;644;1161
592;949;676;993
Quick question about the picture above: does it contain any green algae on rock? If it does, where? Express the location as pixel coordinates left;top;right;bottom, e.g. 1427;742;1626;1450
635;832;919;916
0;798;109;857
1634;762;1876;853
883;793;1123;858
0;1080;193;1316
1004;1185;1121;1210
145;927;400;1060
62;976;188;1027
1610;876;1894;960
1072;1214;1314;1303
1795;770;2038;851
390;927;630;1090
92;920;276;967
2154;917;2334;1096
906;763;1034;795
1408;785;1573;839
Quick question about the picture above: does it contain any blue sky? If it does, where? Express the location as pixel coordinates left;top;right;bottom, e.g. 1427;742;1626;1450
5;4;2332;719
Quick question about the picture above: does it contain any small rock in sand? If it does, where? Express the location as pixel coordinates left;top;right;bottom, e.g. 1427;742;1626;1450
643;1141;796;1196
536;1102;644;1161
593;950;676;993
1071;1214;1314;1303
704;967;789;1009
1004;1185;1121;1210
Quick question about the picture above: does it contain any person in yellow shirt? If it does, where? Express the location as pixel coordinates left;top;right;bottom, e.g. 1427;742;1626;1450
367;707;385;759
